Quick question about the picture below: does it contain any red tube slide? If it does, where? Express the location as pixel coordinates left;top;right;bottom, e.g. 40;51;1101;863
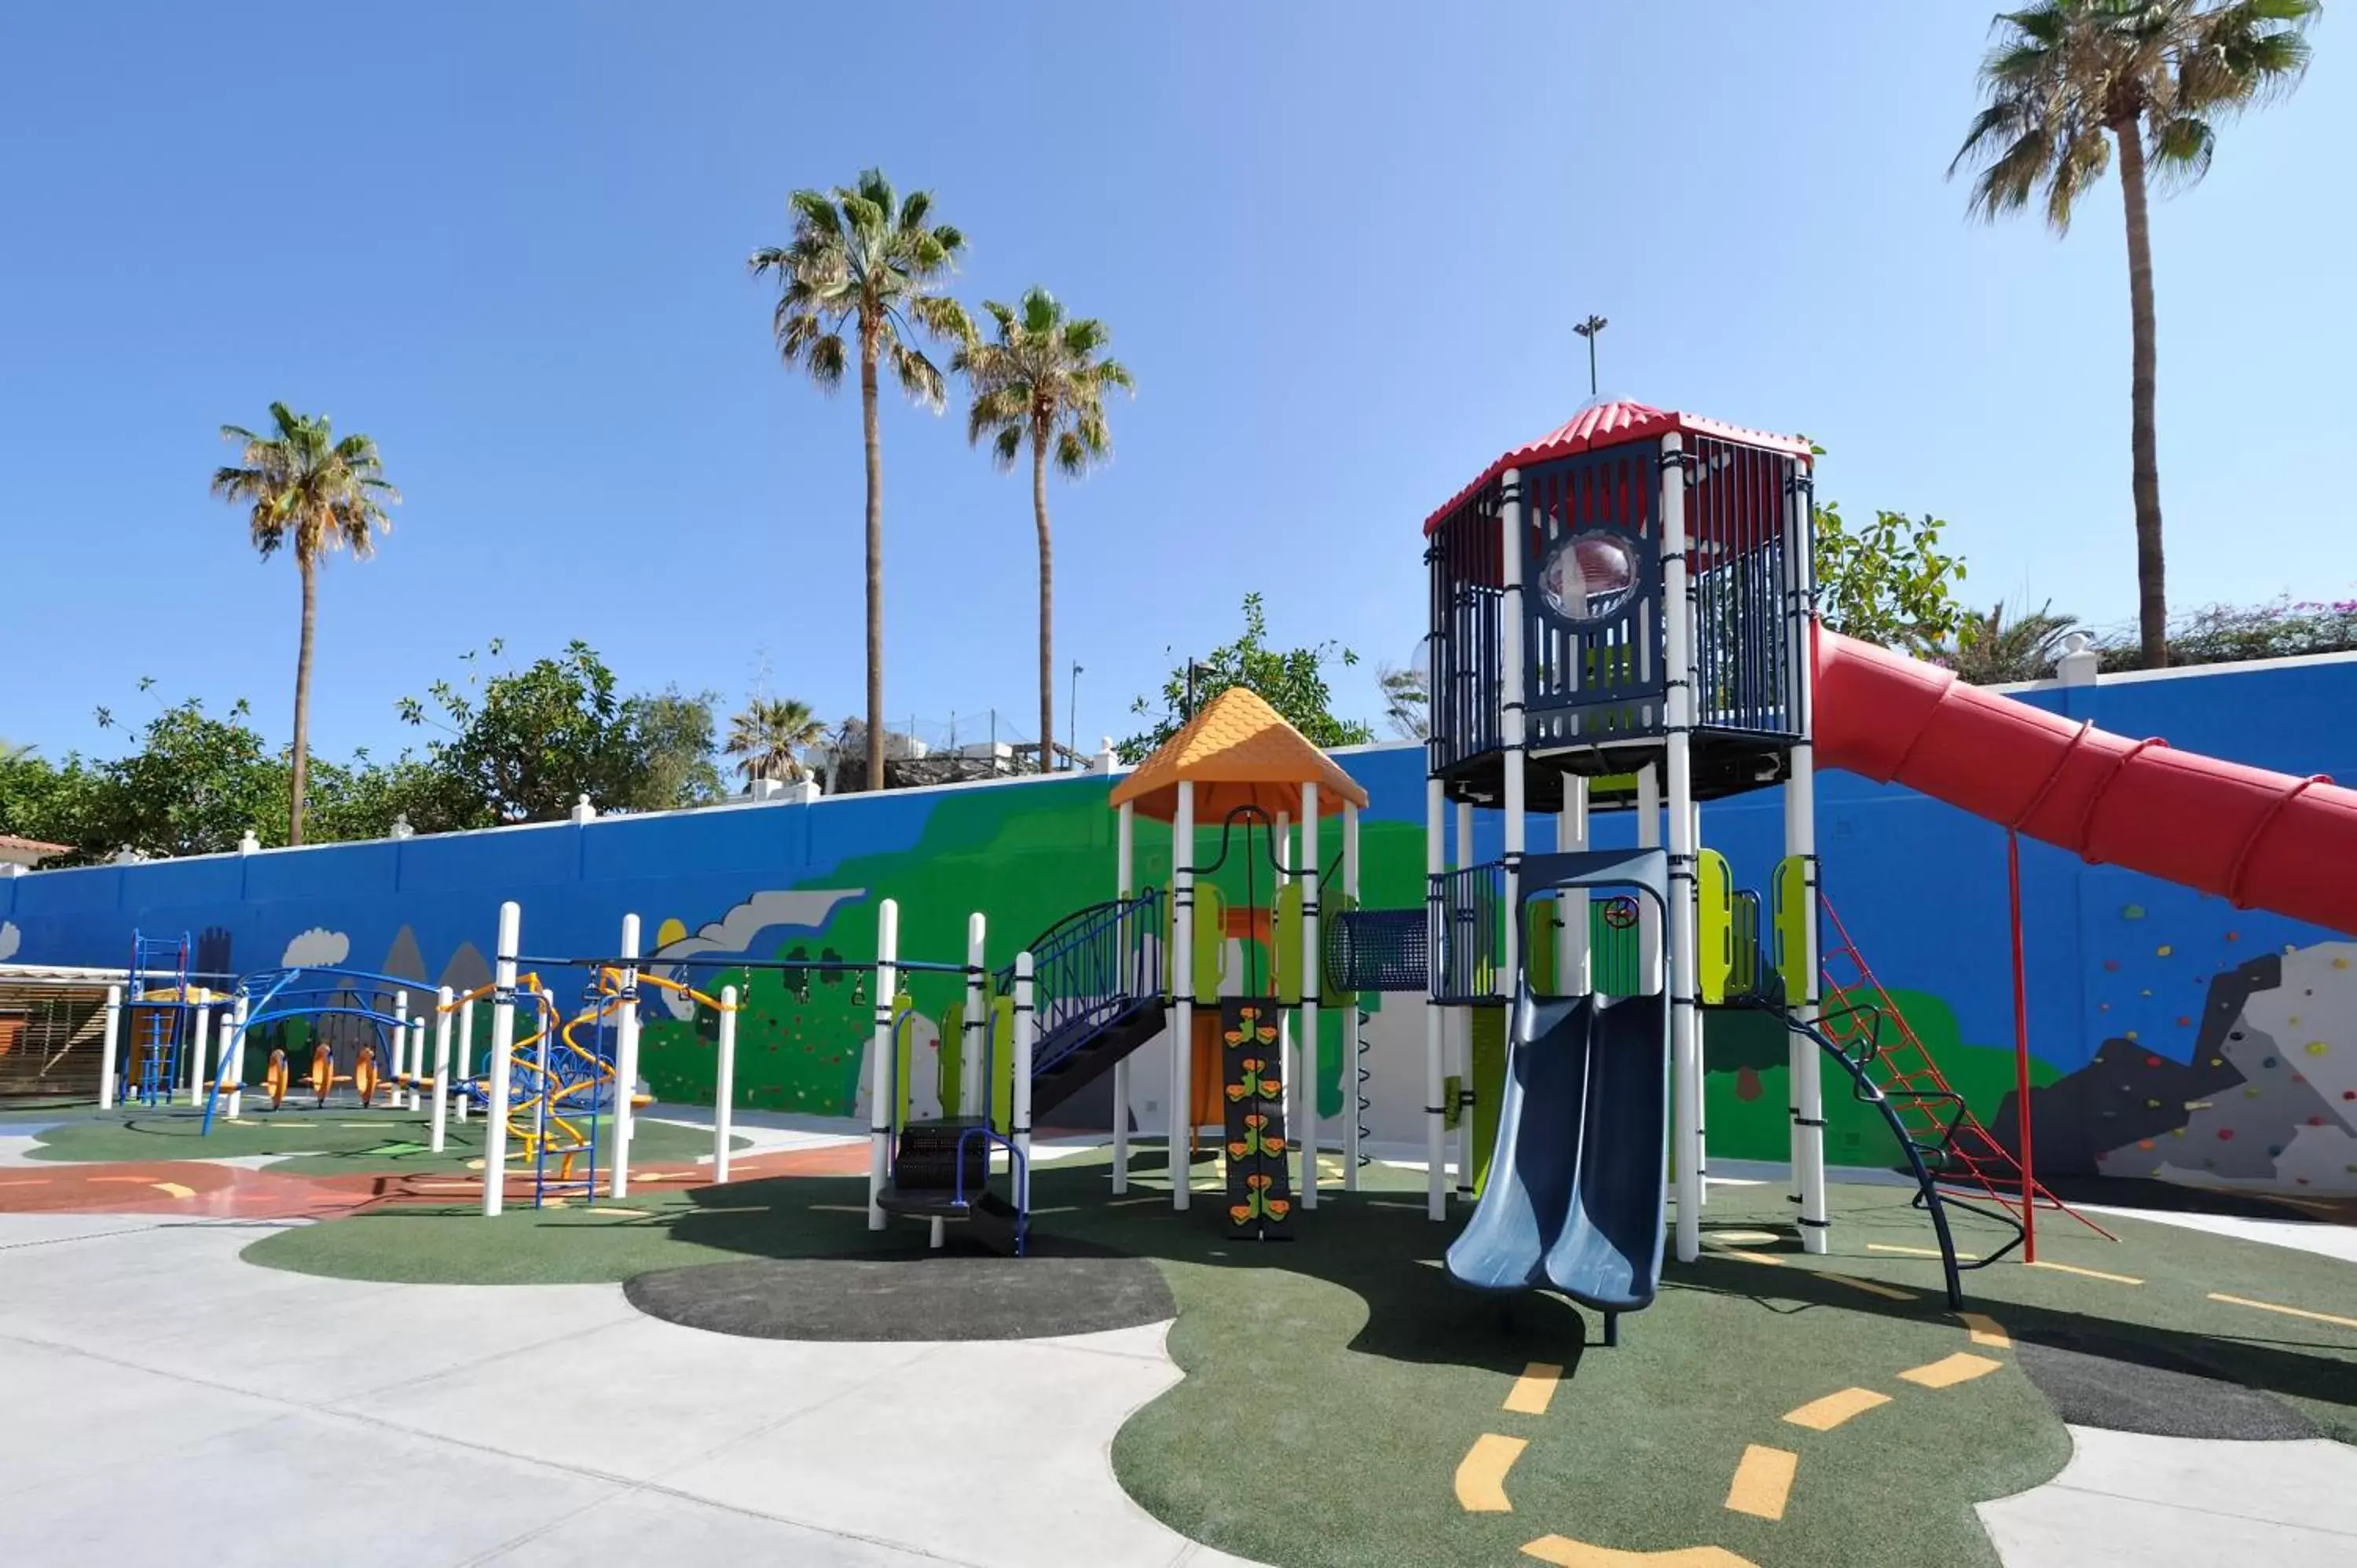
1812;626;2357;937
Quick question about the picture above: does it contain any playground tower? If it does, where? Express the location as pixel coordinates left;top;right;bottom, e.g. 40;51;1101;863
1420;398;1830;1263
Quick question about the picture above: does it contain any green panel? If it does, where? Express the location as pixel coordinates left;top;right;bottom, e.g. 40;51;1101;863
1523;898;1560;995
936;1003;964;1119
1589;899;1642;996
1270;881;1303;1004
891;994;918;1130
1469;1008;1508;1196
1697;849;1732;1006
1774;855;1810;1000
990;995;1015;1132
1161;881;1233;1004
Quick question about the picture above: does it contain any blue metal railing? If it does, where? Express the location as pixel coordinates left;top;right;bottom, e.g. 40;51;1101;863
995;891;1164;1075
954;1124;1030;1255
1429;860;1507;1005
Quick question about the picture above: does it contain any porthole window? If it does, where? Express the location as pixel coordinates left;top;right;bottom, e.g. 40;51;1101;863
1538;531;1641;624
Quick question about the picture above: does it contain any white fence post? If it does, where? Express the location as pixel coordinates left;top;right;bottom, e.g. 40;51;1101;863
393;991;412;1110
99;984;122;1111
226;995;248;1119
430;986;454;1153
484;903;520;1218
185;1005;211;1107
611;914;643;1199
1014;951;1035;1212
456;998;475;1123
867;899;900;1229
713;986;739;1183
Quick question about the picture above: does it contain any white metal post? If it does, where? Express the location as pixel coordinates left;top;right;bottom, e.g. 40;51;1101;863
1560;776;1589;995
1453;797;1475;1199
1342;798;1362;1192
1661;434;1704;1266
1637;765;1663;991
1171;779;1196;1211
456;998;475;1123
962;913;988;1122
713;986;739;1183
99;984;122;1110
484;902;520;1218
412;1017;427;1117
1299;782;1320;1211
610;914;642;1199
1785;461;1830;1254
185;1005;211;1107
1275;808;1292;1206
1424;777;1446;1220
225;994;248;1119
1014;951;1036;1211
1113;800;1135;1193
393;992;412;1109
867;899;900;1229
430;986;454;1152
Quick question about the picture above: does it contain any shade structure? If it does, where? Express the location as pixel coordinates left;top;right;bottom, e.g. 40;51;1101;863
1109;687;1369;825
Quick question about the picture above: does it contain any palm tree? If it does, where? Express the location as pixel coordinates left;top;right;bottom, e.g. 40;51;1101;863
1952;0;2319;669
212;403;399;844
725;697;827;786
1948;601;2084;684
749;170;971;792
955;288;1133;772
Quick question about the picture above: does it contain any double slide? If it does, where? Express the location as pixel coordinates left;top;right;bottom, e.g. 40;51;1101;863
1446;628;2357;1319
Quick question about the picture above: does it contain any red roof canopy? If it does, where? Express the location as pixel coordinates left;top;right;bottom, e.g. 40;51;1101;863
1422;399;1813;533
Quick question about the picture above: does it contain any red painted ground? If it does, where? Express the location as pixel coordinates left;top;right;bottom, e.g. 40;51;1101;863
0;1141;871;1220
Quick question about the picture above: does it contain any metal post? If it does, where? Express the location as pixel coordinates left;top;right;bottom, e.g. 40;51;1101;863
1453;797;1475;1200
430;986;453;1152
1014;951;1036;1211
2009;830;2036;1264
393;991;412;1110
1637;765;1663;990
1275;807;1294;1207
962;914;988;1121
1171;779;1196;1211
1113;800;1135;1193
1783;459;1830;1256
1560;776;1589;994
714;986;739;1183
1342;797;1362;1192
225;994;248;1119
1424;776;1446;1220
99;984;122;1111
611;914;643;1199
484;902;520;1218
1299;782;1321;1211
456;998;475;1123
1661;434;1704;1267
185;1004;211;1108
867;898;900;1229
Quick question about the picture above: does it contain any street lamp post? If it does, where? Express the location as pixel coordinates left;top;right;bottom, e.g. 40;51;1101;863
1573;314;1608;397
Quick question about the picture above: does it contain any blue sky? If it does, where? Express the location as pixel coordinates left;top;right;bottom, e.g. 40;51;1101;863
2;4;2349;768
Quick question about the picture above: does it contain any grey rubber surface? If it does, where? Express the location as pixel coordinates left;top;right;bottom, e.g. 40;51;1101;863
2017;1330;2317;1439
624;1255;1178;1343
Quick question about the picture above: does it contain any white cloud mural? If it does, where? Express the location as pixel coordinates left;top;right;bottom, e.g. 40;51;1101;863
281;927;351;968
0;920;19;962
645;888;863;1019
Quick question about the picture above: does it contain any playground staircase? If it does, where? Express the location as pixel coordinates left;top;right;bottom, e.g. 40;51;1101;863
1816;898;2112;1243
126;930;191;1106
999;892;1167;1119
878;1119;1023;1254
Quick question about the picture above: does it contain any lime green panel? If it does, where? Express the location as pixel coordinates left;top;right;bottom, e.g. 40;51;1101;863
1697;849;1732;1006
1270;881;1304;1004
937;1003;964;1120
990;995;1015;1132
1161;882;1233;1004
1523;898;1560;995
1774;855;1809;1000
1590;899;1642;996
1470;1008;1508;1196
890;994;918;1129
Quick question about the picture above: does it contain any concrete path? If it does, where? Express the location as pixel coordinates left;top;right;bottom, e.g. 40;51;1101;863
1980;1425;2357;1566
0;1211;1261;1568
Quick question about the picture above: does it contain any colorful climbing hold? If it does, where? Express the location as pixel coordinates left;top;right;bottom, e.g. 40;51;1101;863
2103;959;2121;972
2219;1128;2236;1140
2308;1041;2330;1056
2226;931;2240;942
2157;944;2173;957
2145;1098;2161;1110
2126;1030;2140;1042
2176;1016;2191;1028
2122;904;2145;921
2146;1054;2161;1068
2263;1057;2278;1070
2138;1139;2156;1150
2245;1087;2264;1100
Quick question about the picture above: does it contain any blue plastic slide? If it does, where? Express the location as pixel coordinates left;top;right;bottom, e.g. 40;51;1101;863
1442;986;1670;1323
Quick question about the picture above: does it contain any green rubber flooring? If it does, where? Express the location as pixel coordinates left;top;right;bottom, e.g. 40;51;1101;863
23;1104;731;1175
242;1152;2357;1568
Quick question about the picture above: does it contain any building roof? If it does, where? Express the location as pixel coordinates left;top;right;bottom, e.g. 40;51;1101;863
0;834;71;855
1422;398;1813;533
1109;687;1370;825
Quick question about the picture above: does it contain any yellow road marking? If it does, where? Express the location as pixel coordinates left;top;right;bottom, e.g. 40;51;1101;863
1455;1433;1527;1511
1704;1229;1783;1246
1821;1272;1915;1301
1724;1444;1798;1521
2209;1292;2357;1332
1783;1387;1890;1431
1503;1363;1563;1416
2028;1259;2143;1286
1718;1248;1785;1267
149;1181;196;1200
1521;1537;1758;1567
1958;1312;2011;1349
1899;1352;2003;1389
1868;1242;1980;1261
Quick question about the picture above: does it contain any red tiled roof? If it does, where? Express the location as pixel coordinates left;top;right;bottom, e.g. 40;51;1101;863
1422;399;1813;533
0;834;70;855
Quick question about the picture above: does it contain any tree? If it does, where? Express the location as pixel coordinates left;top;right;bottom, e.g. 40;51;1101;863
1120;593;1376;761
750;170;972;793
1376;660;1430;742
1952;0;2319;669
1814;499;1969;657
398;642;710;825
1948;601;2083;683
725;696;827;786
212;402;399;844
955;287;1135;772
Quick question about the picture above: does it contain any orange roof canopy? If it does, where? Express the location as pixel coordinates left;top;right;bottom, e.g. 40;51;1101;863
1109;687;1369;825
